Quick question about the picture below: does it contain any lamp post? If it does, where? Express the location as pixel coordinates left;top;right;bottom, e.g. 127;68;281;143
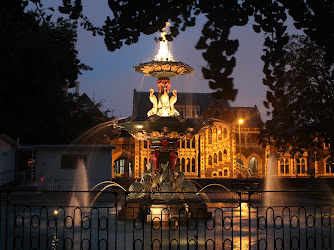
238;119;244;173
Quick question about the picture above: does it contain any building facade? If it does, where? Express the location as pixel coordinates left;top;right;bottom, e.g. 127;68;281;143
112;90;332;179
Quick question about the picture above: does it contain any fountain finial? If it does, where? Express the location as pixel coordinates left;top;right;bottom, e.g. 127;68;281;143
155;22;174;62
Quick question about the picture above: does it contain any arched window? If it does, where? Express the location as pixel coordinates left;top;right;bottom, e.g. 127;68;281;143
187;140;190;148
223;149;227;159
181;158;185;172
191;139;195;148
192;158;196;172
218;126;222;140
219;151;223;162
214;153;217;164
213;127;217;143
224;169;228;176
144;140;148;148
186;158;190;172
297;159;301;174
208;155;212;166
280;159;284;174
219;171;223;177
208;130;212;144
285;159;289;174
223;128;228;138
182;140;186;148
213;172;217;177
301;159;306;173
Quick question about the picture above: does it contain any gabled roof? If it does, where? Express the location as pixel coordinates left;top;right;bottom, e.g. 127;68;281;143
231;105;263;128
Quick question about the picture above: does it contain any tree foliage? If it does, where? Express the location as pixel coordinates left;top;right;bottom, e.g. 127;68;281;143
259;35;334;158
0;0;108;144
55;0;333;102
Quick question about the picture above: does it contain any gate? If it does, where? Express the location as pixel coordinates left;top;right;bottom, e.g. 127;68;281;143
0;189;333;249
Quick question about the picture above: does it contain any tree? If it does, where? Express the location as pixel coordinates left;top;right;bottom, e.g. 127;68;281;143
0;0;107;144
54;0;333;102
259;35;334;158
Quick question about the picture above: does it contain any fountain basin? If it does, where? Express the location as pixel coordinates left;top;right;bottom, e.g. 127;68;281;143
134;61;194;78
116;115;210;143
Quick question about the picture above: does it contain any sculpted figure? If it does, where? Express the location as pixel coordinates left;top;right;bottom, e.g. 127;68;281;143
128;179;144;199
147;88;158;116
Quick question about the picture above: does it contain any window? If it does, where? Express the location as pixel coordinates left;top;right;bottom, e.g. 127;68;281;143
182;140;186;148
301;159;306;173
214;153;217;164
218;127;222;140
280;159;284;174
296;159;301;173
208;155;212;166
181;158;185;172
224;169;228;176
325;161;334;173
187;140;190;148
219;171;223;176
223;128;228;139
285;159;289;174
61;155;86;169
219;151;222;162
223;149;227;159
186;158;190;172
192;158;196;172
213;127;217;143
191;139;195;148
208;130;212;144
296;158;306;174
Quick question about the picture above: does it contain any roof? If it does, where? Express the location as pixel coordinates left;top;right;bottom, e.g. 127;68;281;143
231;105;263;128
132;90;231;120
0;133;17;146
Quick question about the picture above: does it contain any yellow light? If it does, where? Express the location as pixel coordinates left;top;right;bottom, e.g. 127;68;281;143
218;130;221;134
238;119;244;124
155;22;174;62
54;210;58;215
136;125;144;129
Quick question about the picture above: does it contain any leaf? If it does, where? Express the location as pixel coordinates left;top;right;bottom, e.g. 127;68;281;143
253;25;261;33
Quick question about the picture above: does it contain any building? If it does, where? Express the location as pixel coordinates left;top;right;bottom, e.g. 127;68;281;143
112;90;265;179
112;90;333;180
35;144;115;190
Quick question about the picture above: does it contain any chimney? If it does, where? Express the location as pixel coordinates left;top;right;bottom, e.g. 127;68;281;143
75;81;80;96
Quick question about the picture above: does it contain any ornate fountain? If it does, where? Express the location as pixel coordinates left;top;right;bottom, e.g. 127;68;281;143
116;23;211;221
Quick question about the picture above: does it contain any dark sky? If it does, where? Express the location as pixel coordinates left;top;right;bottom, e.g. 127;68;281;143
46;0;301;120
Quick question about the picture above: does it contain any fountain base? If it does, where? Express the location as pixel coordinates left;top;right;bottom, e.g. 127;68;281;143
120;198;211;223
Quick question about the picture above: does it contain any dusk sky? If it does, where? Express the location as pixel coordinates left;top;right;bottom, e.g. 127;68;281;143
57;0;300;120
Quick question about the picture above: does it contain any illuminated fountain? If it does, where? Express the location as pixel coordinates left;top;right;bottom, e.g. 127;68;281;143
116;23;211;221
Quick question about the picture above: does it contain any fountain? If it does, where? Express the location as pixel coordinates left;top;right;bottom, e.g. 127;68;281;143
264;152;284;207
116;23;211;221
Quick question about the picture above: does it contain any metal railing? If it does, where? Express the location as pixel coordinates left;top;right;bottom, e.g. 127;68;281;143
0;189;333;249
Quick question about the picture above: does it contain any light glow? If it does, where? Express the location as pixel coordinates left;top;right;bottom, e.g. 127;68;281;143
155;22;174;62
238;119;244;124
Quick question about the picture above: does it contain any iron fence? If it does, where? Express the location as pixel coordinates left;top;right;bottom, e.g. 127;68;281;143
0;189;333;249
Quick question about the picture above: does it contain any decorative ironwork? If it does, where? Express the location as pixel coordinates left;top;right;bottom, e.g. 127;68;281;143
0;190;333;249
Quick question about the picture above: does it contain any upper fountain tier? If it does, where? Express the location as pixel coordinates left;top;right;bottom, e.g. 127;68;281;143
133;23;193;79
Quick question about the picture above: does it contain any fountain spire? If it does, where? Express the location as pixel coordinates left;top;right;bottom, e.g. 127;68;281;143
154;22;174;62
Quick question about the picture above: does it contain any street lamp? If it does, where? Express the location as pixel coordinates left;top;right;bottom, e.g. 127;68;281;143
238;119;244;172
